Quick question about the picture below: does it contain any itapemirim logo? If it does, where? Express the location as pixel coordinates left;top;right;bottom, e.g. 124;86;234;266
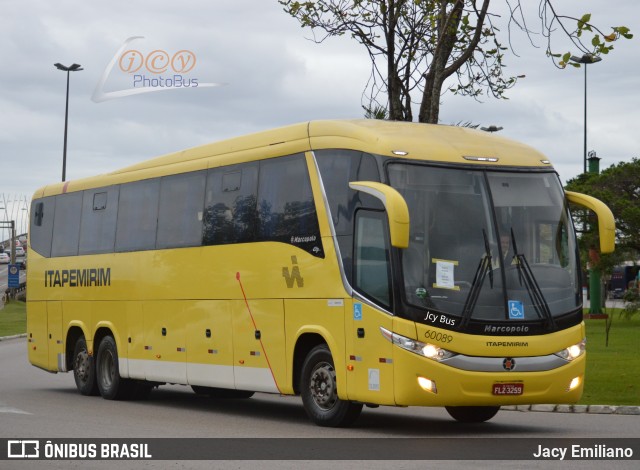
92;36;225;102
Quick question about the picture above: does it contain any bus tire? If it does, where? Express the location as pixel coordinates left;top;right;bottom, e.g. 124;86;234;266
300;344;362;427
96;335;133;400
445;405;500;423
191;385;254;399
72;336;99;396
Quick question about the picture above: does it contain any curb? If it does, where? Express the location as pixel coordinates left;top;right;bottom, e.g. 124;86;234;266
501;404;640;415
0;333;27;341
1;334;638;415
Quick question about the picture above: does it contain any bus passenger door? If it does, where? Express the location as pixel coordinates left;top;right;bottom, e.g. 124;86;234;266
345;301;395;405
345;210;395;404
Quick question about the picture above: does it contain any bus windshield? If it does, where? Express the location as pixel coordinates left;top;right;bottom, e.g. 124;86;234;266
388;163;580;326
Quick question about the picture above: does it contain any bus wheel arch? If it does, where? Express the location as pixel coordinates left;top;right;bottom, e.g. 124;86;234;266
300;344;363;427
292;333;328;394
66;326;86;371
94;326;117;359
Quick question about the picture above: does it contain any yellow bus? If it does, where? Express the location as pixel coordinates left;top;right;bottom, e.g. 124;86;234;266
27;120;615;426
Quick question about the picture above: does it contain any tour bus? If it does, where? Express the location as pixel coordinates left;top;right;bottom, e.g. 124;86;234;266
27;120;615;426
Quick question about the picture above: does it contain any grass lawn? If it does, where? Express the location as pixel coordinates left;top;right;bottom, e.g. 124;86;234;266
1;301;638;406
581;312;640;406
0;300;27;337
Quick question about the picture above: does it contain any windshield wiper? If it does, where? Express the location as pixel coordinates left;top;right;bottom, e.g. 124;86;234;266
459;229;493;330
510;228;557;330
484;229;494;289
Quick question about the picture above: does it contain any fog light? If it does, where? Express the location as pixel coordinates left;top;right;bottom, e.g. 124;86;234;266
417;376;437;394
568;376;581;391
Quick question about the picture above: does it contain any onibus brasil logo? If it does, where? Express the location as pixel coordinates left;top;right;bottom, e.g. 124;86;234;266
92;36;225;102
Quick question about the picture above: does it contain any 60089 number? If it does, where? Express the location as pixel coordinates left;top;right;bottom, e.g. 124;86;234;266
424;330;453;344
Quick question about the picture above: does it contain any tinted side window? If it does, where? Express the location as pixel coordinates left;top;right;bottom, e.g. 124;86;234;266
315;150;382;278
30;197;56;257
203;163;259;245
315;150;381;235
115;179;160;252
258;154;323;257
79;186;119;254
51;192;83;257
157;171;206;249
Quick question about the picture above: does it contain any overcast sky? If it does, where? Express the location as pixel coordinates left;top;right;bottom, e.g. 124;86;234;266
1;0;638;237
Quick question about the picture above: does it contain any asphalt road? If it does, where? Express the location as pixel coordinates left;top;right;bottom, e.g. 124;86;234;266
0;337;638;469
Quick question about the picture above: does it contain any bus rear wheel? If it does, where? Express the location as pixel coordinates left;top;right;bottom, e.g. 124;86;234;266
300;345;362;427
445;406;500;423
72;336;99;396
96;335;133;400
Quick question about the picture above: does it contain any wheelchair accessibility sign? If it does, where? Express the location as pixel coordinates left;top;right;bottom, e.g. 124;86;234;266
353;303;363;321
508;300;524;319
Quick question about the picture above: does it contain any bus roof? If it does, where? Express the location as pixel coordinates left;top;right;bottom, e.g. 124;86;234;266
308;120;550;167
35;119;553;197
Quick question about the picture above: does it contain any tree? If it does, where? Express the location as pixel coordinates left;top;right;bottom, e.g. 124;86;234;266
279;1;632;123
565;158;640;319
565;158;640;257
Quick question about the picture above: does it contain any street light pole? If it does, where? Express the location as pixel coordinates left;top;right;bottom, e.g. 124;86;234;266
570;54;602;174
54;63;83;182
570;54;604;316
0;193;7;243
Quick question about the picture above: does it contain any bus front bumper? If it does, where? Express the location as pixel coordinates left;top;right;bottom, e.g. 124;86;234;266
392;348;585;407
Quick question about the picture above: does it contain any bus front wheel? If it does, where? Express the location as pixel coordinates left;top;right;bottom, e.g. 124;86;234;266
300;345;362;427
72;336;99;396
445;405;500;423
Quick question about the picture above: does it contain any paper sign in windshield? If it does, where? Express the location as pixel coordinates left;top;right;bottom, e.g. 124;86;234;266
432;258;459;291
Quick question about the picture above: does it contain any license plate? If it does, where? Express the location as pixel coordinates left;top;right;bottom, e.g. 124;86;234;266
492;383;524;395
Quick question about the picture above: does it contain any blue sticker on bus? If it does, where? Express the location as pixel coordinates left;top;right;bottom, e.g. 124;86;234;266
353;303;363;321
508;300;524;319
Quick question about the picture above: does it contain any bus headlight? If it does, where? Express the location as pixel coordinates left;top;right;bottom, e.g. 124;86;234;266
380;327;456;362
554;339;586;362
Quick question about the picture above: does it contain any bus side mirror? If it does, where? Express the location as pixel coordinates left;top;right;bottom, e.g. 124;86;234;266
349;181;410;249
565;191;615;254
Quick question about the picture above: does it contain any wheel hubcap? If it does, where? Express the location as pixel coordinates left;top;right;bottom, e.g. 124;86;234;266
309;361;337;410
75;350;90;383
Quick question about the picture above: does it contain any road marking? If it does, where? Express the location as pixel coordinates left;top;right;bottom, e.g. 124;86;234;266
0;403;32;415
